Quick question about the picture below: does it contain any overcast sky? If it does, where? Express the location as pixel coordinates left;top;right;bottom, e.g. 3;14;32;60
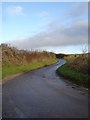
1;2;88;54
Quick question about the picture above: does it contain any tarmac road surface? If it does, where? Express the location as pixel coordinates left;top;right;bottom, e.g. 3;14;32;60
2;60;88;118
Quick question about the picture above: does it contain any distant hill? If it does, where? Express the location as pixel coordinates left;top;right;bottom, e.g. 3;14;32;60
55;53;68;58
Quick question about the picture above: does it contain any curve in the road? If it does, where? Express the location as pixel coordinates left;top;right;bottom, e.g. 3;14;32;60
2;60;88;118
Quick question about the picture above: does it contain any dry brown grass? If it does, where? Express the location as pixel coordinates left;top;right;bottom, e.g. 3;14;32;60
57;53;89;87
1;44;56;67
70;54;89;74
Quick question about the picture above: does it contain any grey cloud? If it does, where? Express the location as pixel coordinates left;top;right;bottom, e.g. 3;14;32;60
9;3;88;50
11;19;88;50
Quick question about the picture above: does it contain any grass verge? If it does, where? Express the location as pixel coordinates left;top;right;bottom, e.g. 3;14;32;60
0;70;1;79
2;59;57;79
57;63;89;88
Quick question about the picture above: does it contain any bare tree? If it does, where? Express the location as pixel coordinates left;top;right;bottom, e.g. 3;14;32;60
81;44;88;55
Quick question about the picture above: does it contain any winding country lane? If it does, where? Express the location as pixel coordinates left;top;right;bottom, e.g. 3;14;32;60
2;60;88;118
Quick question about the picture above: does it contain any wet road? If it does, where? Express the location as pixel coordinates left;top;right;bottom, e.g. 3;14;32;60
2;60;88;118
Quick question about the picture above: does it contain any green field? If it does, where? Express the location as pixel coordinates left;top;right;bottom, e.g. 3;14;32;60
2;59;57;78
